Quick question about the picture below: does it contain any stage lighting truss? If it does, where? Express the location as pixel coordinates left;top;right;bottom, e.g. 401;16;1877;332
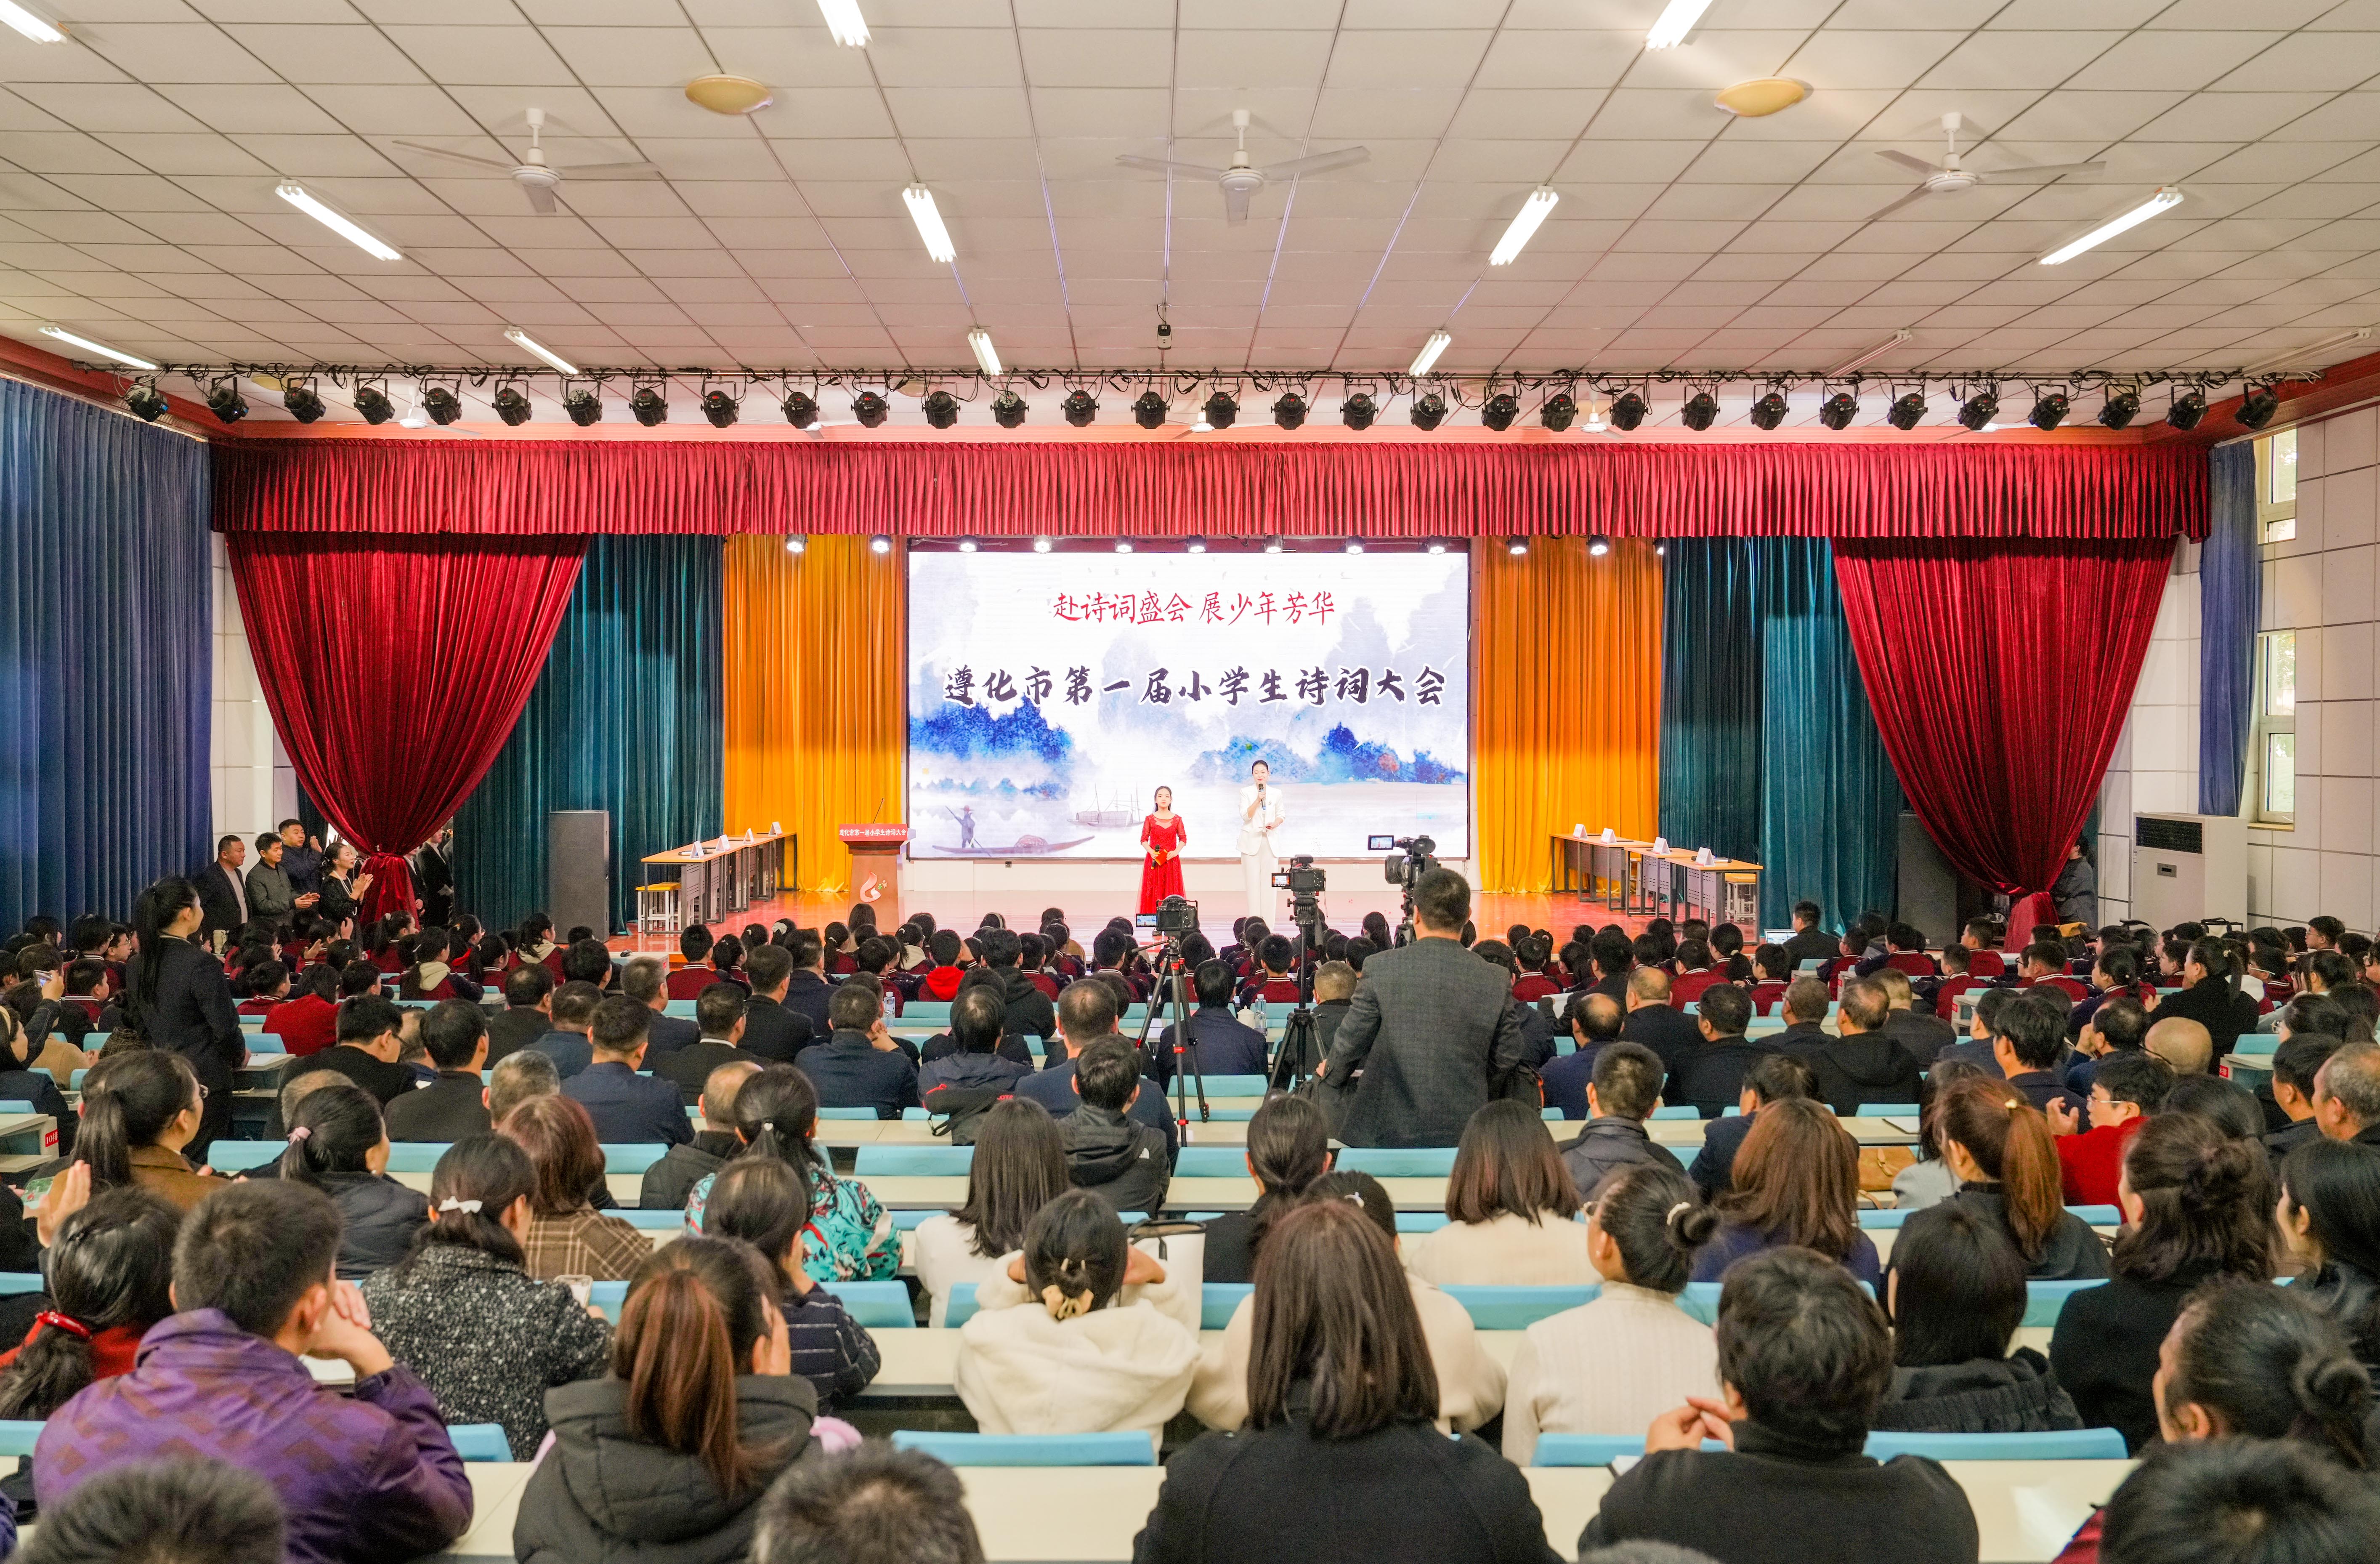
491;383;533;426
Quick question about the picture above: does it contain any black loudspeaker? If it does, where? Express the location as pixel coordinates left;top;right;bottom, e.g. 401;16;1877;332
1896;811;1958;946
548;811;612;935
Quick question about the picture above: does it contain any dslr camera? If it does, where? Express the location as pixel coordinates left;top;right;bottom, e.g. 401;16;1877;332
1154;894;1201;937
1271;855;1327;894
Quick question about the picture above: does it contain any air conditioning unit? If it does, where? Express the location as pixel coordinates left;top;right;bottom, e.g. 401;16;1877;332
2132;813;2247;929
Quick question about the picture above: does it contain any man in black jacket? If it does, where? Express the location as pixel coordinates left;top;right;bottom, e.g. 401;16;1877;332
1668;984;1781;1119
1786;978;1922;1116
798;982;921;1119
616;956;699;1060
1582;1248;1981;1564
194;835;250;946
1875;967;1955;1062
781;929;835;1036
1779;900;1839;970
386;999;494;1142
1686;1052;1820;1200
656;984;772;1101
2148;939;2260;1056
1560;1039;1663;1200
305;995;418;1105
738;943;816;1063
1153;959;1269;1084
1016;982;1177;1162
1991;989;2087;1115
640;1059;757;1209
1617;966;1701;1083
980;928;1056;1042
524;982;603;1080
484;966;555;1064
1058;1037;1169;1216
561;997;693;1146
1769;978;1833;1050
2313;1042;2380;1146
1542;994;1624;1121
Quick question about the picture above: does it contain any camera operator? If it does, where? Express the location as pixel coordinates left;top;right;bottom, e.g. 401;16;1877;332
1317;867;1529;1147
1152;959;1271;1085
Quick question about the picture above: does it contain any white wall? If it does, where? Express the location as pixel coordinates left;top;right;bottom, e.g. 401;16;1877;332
210;533;298;849
2095;537;2200;926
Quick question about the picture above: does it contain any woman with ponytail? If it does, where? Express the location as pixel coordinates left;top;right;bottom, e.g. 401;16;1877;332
701;1158;881;1410
359;1136;611;1458
0;1188;177;1417
954;1187;1195;1438
2051;1110;2275;1452
515;1236;815;1564
1502;1160;1721;1461
682;1064;897;1283
2278;1138;2380;1372
277;1080;427;1279
1935;1076;2112;1281
73;1051;226;1211
121;877;241;1158
1200;1094;1332;1284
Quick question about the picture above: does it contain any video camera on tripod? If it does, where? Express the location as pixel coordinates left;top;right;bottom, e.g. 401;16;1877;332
1370;834;1439;946
1152;893;1201;939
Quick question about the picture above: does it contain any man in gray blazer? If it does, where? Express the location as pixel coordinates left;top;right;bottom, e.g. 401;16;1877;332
1320;868;1528;1146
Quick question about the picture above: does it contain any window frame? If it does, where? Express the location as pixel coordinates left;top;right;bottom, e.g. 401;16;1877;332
2257;427;2298;544
2251;628;2298;826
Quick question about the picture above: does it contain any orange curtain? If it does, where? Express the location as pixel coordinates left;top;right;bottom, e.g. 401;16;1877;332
723;535;906;896
1473;537;1663;893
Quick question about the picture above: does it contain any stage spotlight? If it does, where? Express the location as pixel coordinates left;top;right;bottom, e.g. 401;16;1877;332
1957;389;1999;431
1032;535;1052;553
781;391;818;428
353;384;395;425
1608;391;1648;431
2024;391;2071;431
563;388;601;427
123;381;167;422
1115;539;1133;554
1480;393;1519;431
1426;539;1447;555
852;391;890;428
1586;533;1610;557
1187;536;1207;554
2237;383;2282;432
1680;391;1720;431
491;386;532;426
1409;391;1448;431
1344;537;1363;554
922;390;961;429
1748;390;1788;431
627;385;667;427
1654;541;1667;557
1060;389;1097;427
422;386;463;426
1540;392;1578;432
283;381;326;424
1272;392;1308;430
786;535;805;554
1817;391;1858;431
205;379;247;425
1507;537;1528;556
701;388;740;428
1341;391;1378;431
991;391;1027;428
870;534;891;555
1886;391;1926;431
1263;537;1283;554
1202;391;1238;430
2098;389;2141;431
1131;391;1167;430
957;537;977;553
2166;388;2208;431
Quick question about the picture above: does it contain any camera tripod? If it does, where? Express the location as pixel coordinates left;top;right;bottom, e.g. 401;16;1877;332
1267;891;1326;1091
1134;937;1209;1126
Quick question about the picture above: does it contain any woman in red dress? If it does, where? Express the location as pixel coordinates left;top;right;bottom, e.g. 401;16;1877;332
1139;787;1187;913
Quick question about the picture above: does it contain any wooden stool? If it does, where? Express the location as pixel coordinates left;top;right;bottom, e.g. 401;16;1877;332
637;881;681;934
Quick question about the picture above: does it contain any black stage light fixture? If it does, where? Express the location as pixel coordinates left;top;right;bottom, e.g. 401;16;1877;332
701;388;740;428
1132;390;1168;430
123;381;167;422
1679;391;1720;431
2237;383;2282;432
1202;391;1238;430
1586;533;1611;557
563;387;602;427
1341;391;1378;431
853;391;890;428
923;390;962;429
1272;391;1308;430
423;386;464;426
1817;391;1858;431
991;390;1027;428
283;380;326;424
1480;392;1519;431
1061;389;1097;427
2027;391;2071;431
205;378;247;425
1748;390;1788;431
1956;389;1999;431
1607;390;1648;431
781;390;819;428
491;385;532;426
1408;391;1447;431
1886;391;1926;431
353;383;395;425
2098;388;2141;431
627;384;667;427
2166;388;2207;432
1540;392;1578;432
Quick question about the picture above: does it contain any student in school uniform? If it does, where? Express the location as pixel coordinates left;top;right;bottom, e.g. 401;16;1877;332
1746;944;1792;1018
1509;936;1562;1004
1667;942;1724;1011
666;925;718;1000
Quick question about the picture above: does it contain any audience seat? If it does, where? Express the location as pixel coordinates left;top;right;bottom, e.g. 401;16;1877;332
0;1421;39;1458
1173;1147;1244;1178
209;1143;284;1173
247;1035;286;1053
891;1431;1155;1466
595;1144;668;1176
1440;1285;1599;1330
818;1107;880;1120
853;1146;972;1176
1860;1102;1920;1117
1648;1106;1699;1120
1201;1284;1251;1329
833;1280;916;1330
446;1424;511;1462
2020;1280;2103;1327
619;1210;682;1231
0;1274;40;1297
1862;1429;2127;1461
590;1280;628;1322
1859;1205;2119;1230
1338;1147;1457;1177
662;1001;696;1018
1194;1075;1270;1096
1680;1279;1873;1323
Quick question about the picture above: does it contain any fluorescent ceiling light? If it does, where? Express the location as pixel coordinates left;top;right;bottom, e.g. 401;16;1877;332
37;324;154;370
2240;327;2371;378
1827;329;1913;379
903;184;955;263
816;0;868;46
967;327;1001;377
276;182;401;262
503;327;577;377
1490;189;1558;266
2039;186;2184;266
1645;0;1713;50
0;1;64;43
1409;331;1451;376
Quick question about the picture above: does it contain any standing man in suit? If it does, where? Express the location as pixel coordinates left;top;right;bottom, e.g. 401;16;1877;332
617;955;700;1061
1237;759;1286;924
409;823;455;927
737;943;815;1062
1319;868;1527;1148
194;836;249;947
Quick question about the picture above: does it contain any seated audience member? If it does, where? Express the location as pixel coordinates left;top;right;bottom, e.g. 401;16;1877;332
2049;1111;2276;1452
658;982;771;1101
615;955;699;1062
1618;967;1700;1082
74;1051;228;1212
978;928;1056;1041
1154;960;1271;1083
1303;958;1359;1077
1511;936;1563;1004
2312;1041;2380;1146
1406;1100;1594;1285
2064;993;2150;1099
914;1099;1070;1326
515;1237;820;1564
1933;1076;2110;1282
2276;1138;2380;1372
33;1181;472;1564
279;1080;428;1279
1788;978;1923;1115
487;1047;561;1123
1893;1061;1987;1213
1058;1037;1171;1216
1503;1162;1719;1462
263;966;339;1058
955;1188;1195;1436
0;1188;177;1436
1875;968;1954;1060
1779;902;1835;969
20;1458;283;1564
2145;1015;2215;1079
1580;1249;1980;1564
2162;1075;2267;1144
1543;994;1626;1122
2149;940;2260;1056
738;942;816;1064
800;982;922;1120
749;1440;988;1564
1667;985;1778;1120
526;980;603;1080
917;929;969;1003
358;1135;611;1459
2020;940;2088;1004
685;1065;899;1283
1874;1202;2083;1433
385;997;493;1143
561;995;694;1147
919;985;1029;1101
2265;1005;2349;1157
1200;1094;1331;1285
302;994;415;1106
2049;1048;2171;1206
1668;942;1721;1010
1685;1053;1819;1204
1746;944;1791;1017
1145;1197;1550;1564
1770;977;1832;1048
1692;1097;1881;1286
1991;990;2087;1115
500;1093;653;1282
2095;1439;2380;1564
483;964;556;1065
1560;1039;1664;1201
703;1158;881;1411
1237;936;1303;1008
666;924;718;1000
0;1009;74;1154
643;1060;758;1213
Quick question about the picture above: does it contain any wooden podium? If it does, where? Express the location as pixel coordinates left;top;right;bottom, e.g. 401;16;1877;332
838;825;910;924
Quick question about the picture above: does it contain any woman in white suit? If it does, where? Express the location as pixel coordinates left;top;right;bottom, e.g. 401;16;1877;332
1238;759;1286;921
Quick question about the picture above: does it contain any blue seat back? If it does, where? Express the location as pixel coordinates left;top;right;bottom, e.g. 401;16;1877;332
1860;1103;1920;1117
209;1142;284;1173
891;1431;1154;1466
1339;1147;1456;1177
598;1144;668;1176
1648;1105;1699;1120
2023;1280;2103;1327
247;1034;286;1053
0;1420;40;1458
945;1282;979;1326
619;1209;683;1232
1203;1283;1253;1329
853;1146;973;1176
2232;1032;2278;1056
0;1274;41;1298
1681;1278;1873;1323
1863;1428;2128;1460
590;1280;628;1322
1199;1075;1270;1097
835;1279;915;1329
1174;1147;1244;1178
1441;1285;1598;1330
2069;1205;2120;1226
818;1107;879;1120
1533;1434;1727;1466
446;1424;510;1462
384;1142;451;1174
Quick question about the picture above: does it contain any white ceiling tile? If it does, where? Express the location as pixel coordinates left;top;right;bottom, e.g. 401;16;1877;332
881;88;1036;139
1325;31;1492;90
1472;32;1638;92
13;83;204;134
1016;29;1173;89
72;23;276;82
154;83;347;133
377;25;574;86
2268;93;2380;143
222;23;428;85
2071;33;2289;92
1919;32;2127;91
2131;92;2332;141
1442;89;1607;142
538;26;720;89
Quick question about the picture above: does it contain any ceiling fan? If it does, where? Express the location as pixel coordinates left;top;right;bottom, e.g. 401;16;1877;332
1867;112;2105;221
393;107;664;215
1115;109;1369;225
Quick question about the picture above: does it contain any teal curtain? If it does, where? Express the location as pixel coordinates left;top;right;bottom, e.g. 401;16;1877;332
452;535;722;932
1659;540;1763;863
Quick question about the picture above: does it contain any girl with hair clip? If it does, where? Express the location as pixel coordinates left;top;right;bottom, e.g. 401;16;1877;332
1934;1076;2112;1281
2278;1138;2380;1373
822;922;856;977
682;1064;897;1282
71;1051;226;1212
1200;1095;1333;1285
1875;1202;2084;1434
701;1158;881;1410
358;1136;612;1459
515;1237;820;1564
278;1080;428;1279
1502;1161;1722;1462
708;934;748;990
954;1187;1196;1439
913;1099;1070;1326
1406;1100;1596;1287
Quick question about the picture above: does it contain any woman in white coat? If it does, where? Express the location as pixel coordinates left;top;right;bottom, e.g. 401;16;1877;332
1238;759;1285;923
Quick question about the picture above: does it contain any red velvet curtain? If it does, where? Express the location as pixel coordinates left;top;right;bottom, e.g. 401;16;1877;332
226;533;587;922
1831;537;2173;901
